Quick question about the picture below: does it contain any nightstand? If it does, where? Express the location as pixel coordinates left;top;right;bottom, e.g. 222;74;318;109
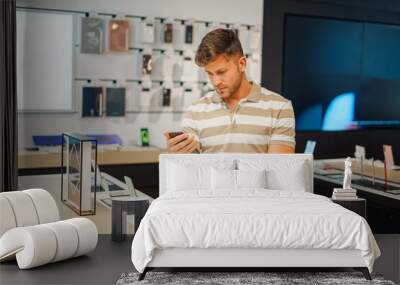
111;197;151;242
331;198;366;219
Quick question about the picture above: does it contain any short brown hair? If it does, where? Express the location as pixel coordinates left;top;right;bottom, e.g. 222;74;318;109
195;28;244;66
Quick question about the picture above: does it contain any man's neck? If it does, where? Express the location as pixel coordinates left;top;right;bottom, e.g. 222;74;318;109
224;78;253;109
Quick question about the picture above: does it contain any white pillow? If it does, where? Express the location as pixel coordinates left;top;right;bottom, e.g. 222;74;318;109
167;160;236;192
238;160;308;191
237;169;267;189
167;162;211;191
211;168;236;190
266;161;307;191
211;168;268;190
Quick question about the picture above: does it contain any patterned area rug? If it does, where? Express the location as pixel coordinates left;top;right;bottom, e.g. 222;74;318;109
116;271;396;285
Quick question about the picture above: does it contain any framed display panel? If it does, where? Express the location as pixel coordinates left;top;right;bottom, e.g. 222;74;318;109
82;86;103;117
106;87;126;116
17;9;75;112
108;19;130;52
81;17;105;54
61;133;98;215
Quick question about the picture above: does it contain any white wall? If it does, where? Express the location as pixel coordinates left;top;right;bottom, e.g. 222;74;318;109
17;0;264;149
17;0;263;24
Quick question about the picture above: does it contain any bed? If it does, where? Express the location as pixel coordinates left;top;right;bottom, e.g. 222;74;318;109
131;154;380;280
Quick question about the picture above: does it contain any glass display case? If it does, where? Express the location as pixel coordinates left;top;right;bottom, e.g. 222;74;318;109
61;133;98;215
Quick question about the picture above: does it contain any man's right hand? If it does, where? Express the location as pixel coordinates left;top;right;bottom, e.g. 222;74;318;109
163;131;199;153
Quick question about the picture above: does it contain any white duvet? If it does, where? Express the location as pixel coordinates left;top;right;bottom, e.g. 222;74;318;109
131;190;380;273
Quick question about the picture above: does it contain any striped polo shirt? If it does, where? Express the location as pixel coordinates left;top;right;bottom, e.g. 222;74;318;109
181;83;296;153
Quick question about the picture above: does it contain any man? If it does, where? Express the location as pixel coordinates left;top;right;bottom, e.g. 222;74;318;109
164;28;295;153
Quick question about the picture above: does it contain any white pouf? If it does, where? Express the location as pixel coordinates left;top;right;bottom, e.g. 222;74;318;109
42;221;79;262
0;226;57;269
0;218;98;269
0;196;17;237
0;189;98;269
64;218;98;257
24;188;60;223
1;191;39;227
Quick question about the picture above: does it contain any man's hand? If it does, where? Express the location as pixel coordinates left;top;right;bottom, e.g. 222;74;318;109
163;131;199;153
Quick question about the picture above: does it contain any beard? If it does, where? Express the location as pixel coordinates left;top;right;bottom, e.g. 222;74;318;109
215;74;242;99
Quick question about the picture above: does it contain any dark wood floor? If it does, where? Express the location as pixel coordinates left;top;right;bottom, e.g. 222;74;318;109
1;234;398;284
0;235;134;285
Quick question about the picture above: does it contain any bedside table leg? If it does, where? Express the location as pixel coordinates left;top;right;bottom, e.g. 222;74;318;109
133;201;150;233
112;201;124;242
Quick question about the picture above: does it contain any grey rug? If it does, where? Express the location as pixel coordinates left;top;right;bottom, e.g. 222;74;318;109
116;271;396;285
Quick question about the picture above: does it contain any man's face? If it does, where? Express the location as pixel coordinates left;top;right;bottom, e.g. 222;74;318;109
204;54;246;99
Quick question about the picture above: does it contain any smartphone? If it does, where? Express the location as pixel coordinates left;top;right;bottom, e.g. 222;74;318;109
140;128;149;146
169;131;184;138
169;131;200;153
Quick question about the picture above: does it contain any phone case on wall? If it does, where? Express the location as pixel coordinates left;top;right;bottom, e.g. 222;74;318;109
141;21;155;44
162;88;171;107
106;87;126;116
164;23;173;43
82;87;103;117
160;54;175;78
185;25;193;44
249;29;261;51
193;22;207;46
142;54;153;75
81;17;105;54
181;56;197;81
109;20;129;52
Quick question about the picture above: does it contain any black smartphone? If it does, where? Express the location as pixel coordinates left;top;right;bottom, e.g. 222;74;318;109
169;131;184;138
169;131;199;153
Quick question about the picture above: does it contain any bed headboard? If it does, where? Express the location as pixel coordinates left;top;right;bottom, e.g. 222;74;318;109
159;153;313;196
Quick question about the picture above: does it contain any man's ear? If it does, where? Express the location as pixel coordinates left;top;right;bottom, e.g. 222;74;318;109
238;56;246;73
